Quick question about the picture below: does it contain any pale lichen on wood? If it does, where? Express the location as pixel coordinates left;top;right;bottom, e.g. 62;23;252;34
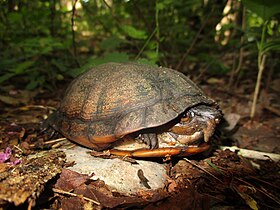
0;150;65;207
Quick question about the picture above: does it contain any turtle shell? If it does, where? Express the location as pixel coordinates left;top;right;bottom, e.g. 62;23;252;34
51;62;217;150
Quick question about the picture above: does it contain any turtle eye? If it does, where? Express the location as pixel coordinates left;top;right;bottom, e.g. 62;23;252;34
182;111;195;118
182;112;188;118
136;134;144;140
181;111;195;123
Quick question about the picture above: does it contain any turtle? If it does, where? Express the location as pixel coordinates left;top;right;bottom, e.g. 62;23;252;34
46;62;222;157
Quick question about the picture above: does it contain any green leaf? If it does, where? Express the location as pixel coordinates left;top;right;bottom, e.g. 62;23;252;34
26;80;39;90
102;52;130;62
262;40;280;52
18;37;66;57
68;52;130;77
144;51;159;61
237;192;259;210
7;12;22;23
156;0;174;10
100;36;124;50
13;60;35;74
243;0;280;20
205;160;225;175
121;25;147;39
26;75;45;90
156;2;165;11
51;59;67;72
136;58;157;66
0;73;15;83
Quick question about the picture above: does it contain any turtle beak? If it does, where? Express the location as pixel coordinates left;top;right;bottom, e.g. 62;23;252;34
203;119;217;142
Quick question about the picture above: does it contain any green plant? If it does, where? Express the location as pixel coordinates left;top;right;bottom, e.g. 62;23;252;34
242;0;280;118
0;0;73;90
0;0;232;89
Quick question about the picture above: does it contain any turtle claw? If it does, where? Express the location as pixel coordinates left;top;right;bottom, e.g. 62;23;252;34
138;133;159;149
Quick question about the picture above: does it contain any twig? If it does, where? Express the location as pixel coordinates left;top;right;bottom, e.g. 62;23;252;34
71;0;80;67
53;188;100;205
235;177;280;206
135;28;157;59
102;0;125;38
220;146;280;162
264;104;280;116
49;0;56;36
229;5;246;88
250;20;268;118
27;200;33;210
18;105;56;111
102;0;112;11
248;176;280;191
29;138;68;149
250;53;267;118
102;0;121;23
155;0;160;58
183;158;224;184
176;8;213;70
43;138;67;145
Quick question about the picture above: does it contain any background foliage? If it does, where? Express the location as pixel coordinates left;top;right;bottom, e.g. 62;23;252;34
0;0;279;91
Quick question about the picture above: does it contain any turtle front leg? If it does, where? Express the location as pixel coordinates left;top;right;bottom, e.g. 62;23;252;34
137;133;159;149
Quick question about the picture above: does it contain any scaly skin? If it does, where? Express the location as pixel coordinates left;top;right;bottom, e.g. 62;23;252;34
108;105;222;157
169;105;221;144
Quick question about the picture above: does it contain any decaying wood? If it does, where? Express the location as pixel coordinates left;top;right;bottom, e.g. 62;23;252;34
0;150;65;207
220;146;280;162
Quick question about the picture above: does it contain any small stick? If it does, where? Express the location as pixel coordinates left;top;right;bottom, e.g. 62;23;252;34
29;138;68;148
18;105;56;111
220;146;280;162
235;177;280;206
27;200;33;210
183;158;224;184
52;188;100;205
44;138;67;145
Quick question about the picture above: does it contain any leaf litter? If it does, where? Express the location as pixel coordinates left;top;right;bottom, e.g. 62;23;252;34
0;79;279;209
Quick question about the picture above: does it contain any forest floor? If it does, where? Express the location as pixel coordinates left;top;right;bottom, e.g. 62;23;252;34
0;72;279;210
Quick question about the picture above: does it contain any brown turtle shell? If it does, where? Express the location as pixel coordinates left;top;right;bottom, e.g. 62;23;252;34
51;62;216;150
